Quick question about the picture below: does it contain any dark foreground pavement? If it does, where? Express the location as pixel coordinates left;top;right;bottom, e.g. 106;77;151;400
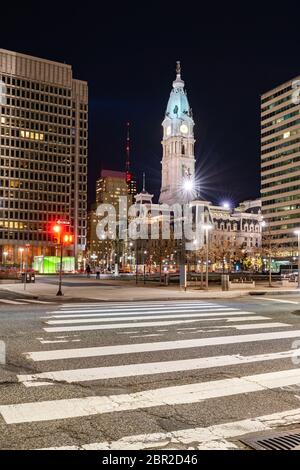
1;297;300;450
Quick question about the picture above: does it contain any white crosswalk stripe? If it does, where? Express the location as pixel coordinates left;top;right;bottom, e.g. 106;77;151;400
0;298;54;305
26;329;300;361
17;348;300;386
0;298;28;305
2;300;300;450
39;407;300;450
3;368;300;423
49;305;236;315
17;299;54;304
43;313;265;324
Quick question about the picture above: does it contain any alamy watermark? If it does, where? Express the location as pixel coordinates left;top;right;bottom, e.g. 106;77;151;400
95;198;209;250
0;79;7;106
292;340;300;365
292;80;300;105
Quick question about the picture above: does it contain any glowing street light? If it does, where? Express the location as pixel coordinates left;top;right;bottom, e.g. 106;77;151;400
179;178;196;291
222;201;231;210
182;178;194;192
2;251;8;267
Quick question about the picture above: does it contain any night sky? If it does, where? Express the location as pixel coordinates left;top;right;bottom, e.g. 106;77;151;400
1;3;300;207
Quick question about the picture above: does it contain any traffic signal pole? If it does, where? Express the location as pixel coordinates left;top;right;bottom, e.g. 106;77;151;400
53;220;73;297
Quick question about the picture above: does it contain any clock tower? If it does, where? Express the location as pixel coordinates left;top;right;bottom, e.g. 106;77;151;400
159;62;196;205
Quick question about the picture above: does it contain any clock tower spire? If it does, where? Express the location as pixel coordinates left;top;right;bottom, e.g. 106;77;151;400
159;62;196;205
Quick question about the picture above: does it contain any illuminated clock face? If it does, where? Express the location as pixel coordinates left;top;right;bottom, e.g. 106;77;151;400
180;124;188;134
166;125;171;136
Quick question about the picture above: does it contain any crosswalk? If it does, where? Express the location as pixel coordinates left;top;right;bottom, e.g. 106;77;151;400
0;298;54;305
1;300;300;450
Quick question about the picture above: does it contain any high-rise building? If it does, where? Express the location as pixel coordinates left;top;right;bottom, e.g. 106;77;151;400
0;49;88;267
159;61;196;205
96;169;129;207
261;76;300;258
88;169;130;268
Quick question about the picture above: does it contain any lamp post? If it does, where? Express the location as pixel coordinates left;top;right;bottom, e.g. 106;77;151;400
19;248;24;273
294;229;300;288
3;251;8;267
129;242;133;274
262;220;272;287
24;244;30;291
202;224;213;290
91;254;98;271
53;221;72;297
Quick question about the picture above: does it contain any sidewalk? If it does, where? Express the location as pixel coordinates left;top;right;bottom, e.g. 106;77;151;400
1;277;300;302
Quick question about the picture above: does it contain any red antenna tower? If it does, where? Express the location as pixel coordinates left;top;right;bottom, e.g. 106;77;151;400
126;121;131;174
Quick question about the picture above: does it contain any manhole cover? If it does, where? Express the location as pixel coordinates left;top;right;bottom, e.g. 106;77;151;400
240;428;300;450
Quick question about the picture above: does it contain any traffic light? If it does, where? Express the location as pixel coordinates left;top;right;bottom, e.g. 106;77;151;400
52;223;62;243
52;221;73;245
63;234;73;244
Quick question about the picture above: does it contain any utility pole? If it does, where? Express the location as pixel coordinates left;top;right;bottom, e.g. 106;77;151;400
294;229;300;288
203;224;213;290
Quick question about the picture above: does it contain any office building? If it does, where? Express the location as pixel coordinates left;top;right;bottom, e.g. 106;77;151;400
0;49;88;268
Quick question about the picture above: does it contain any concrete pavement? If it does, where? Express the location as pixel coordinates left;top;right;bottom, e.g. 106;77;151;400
1;275;300;302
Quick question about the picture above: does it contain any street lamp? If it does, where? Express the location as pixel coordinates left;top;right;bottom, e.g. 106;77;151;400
179;180;195;291
53;221;73;296
143;250;147;284
262;220;272;287
222;201;231;210
2;251;8;267
19;248;24;273
91;253;98;265
24;244;30;291
294;229;300;288
202;223;213;290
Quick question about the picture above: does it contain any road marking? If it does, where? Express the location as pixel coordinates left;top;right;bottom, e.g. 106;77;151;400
43;319;220;333
22;381;54;388
44;312;257;324
60;302;221;308
18;348;300;386
50;306;235;314
179;323;291;332
130;334;164;338
4;368;300;423
0;299;27;305
226;316;270;322
25;329;300;362
16;299;54;304
39;407;300;450
44;318;289;331
39;339;82;344
44;310;253;321
254;297;299;304
219;322;290;330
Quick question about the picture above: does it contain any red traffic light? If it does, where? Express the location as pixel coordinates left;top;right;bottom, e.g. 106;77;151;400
53;224;61;234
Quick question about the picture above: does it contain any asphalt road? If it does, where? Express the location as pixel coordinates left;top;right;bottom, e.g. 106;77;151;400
1;296;300;450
